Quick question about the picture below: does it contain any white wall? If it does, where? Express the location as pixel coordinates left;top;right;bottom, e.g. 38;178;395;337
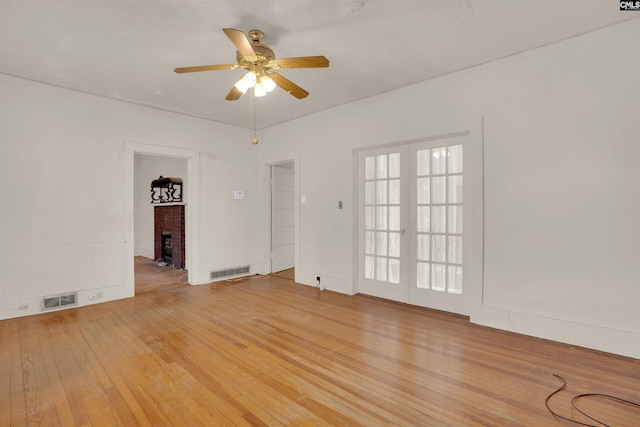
199;153;264;274
258;21;640;358
134;154;188;259
0;75;264;319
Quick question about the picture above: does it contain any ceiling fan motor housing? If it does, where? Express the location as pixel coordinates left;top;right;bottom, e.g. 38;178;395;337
236;29;275;70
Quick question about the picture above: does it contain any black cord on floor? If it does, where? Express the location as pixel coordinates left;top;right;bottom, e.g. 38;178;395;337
545;374;640;427
572;393;640;427
545;374;596;426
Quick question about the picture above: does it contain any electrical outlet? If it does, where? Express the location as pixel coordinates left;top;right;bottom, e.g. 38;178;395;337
88;292;103;301
316;276;321;284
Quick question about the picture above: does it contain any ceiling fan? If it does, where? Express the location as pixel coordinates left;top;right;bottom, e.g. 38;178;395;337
174;28;329;101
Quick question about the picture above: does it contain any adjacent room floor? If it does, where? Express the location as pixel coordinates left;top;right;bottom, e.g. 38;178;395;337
271;268;294;281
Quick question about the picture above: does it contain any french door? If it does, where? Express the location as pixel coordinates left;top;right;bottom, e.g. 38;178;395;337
357;134;470;315
357;145;411;302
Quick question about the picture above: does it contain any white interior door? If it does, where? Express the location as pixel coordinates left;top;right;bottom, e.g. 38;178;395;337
271;164;295;273
357;134;472;315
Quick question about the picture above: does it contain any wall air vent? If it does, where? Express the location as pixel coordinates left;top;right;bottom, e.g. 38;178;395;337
42;292;77;311
210;265;250;281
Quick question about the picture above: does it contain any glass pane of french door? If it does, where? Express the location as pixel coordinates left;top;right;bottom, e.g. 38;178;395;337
357;146;410;302
414;144;463;293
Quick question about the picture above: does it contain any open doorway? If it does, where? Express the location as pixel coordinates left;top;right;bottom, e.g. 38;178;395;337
124;142;201;297
270;162;295;279
133;154;188;292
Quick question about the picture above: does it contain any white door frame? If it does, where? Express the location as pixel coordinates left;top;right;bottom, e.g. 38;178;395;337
263;157;300;275
352;119;484;316
270;163;296;272
124;142;202;295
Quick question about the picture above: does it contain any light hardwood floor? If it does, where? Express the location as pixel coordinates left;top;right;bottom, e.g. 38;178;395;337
2;258;638;426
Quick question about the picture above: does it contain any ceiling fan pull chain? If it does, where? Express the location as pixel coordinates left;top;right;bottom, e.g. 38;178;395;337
251;90;259;145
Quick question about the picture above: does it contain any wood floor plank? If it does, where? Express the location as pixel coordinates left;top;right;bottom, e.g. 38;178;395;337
39;325;77;427
16;315;62;427
135;308;326;426
224;318;474;426
223;288;528;423
105;296;277;426
76;308;154;427
1;257;638;426
45;312;114;427
0;320;15;427
232;310;493;425
98;315;208;427
8;319;27;427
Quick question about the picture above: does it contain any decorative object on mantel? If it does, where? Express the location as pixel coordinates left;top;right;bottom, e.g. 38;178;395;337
151;176;183;204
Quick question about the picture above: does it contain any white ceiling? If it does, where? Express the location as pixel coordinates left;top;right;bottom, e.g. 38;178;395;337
1;1;636;130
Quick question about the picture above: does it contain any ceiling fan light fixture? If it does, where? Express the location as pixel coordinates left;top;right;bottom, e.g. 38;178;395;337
254;82;267;97
260;75;276;93
235;71;256;93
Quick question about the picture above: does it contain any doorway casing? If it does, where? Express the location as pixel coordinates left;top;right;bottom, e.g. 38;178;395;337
263;156;300;278
124;142;201;295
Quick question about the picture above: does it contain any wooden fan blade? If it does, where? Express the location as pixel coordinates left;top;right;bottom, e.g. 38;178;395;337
225;86;243;101
222;28;256;58
266;72;309;99
174;64;238;73
269;56;329;69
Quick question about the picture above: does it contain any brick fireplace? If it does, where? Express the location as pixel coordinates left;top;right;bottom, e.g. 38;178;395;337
154;205;185;269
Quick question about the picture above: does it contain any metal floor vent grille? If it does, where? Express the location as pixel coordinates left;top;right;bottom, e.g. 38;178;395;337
42;292;77;311
210;265;250;280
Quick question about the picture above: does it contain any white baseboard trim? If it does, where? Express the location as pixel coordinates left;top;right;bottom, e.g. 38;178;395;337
0;285;133;320
471;305;639;359
294;269;349;293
